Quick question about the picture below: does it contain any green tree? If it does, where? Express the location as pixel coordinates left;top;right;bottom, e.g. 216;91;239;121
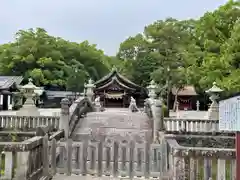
0;28;110;89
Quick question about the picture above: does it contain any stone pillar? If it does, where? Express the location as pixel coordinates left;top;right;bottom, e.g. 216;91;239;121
176;101;180;118
60;98;70;139
153;99;162;141
206;82;223;120
196;100;200;111
84;79;95;102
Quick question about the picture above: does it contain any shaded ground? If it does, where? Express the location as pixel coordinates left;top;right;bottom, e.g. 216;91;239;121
73;108;152;142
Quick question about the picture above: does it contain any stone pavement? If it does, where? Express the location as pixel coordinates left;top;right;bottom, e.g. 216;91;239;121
73;108;152;142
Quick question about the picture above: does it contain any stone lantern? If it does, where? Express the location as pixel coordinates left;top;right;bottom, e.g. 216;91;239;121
84;79;95;102
147;80;157;100
206;82;223;120
17;78;39;116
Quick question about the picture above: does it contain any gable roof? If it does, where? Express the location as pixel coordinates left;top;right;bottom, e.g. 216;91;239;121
0;76;23;90
172;86;197;96
94;68;143;91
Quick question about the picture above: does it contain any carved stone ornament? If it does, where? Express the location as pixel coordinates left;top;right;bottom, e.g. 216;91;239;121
172;149;180;156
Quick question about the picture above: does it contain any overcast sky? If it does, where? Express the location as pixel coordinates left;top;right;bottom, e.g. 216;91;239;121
0;0;227;55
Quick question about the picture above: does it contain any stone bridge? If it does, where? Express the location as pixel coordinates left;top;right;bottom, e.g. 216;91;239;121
72;108;152;142
0;80;236;180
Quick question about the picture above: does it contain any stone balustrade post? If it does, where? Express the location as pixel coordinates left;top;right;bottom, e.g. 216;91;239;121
60;98;70;139
153;99;162;141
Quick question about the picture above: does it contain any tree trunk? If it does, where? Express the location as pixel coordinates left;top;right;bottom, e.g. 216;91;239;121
173;88;180;112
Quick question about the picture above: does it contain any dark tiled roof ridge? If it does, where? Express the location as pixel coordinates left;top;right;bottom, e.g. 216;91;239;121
0;76;23;89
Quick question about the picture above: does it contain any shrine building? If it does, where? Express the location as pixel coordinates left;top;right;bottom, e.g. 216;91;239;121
94;68;148;108
171;86;198;110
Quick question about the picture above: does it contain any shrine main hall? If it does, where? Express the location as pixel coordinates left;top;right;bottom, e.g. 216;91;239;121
93;69;147;108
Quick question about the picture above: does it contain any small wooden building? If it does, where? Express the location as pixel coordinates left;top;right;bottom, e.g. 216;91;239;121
94;69;147;108
171;86;197;110
0;76;23;110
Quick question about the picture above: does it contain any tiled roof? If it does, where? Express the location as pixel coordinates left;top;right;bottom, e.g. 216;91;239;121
0;76;23;89
94;68;143;90
172;86;197;96
45;91;75;98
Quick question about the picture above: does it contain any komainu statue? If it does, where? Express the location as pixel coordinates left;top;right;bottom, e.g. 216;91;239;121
94;96;101;106
94;96;105;112
129;96;139;112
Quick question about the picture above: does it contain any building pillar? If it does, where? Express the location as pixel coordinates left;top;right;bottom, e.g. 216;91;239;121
7;95;12;110
0;95;3;110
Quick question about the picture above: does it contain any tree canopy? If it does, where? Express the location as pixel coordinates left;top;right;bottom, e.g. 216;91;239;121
0;28;110;91
116;0;240;97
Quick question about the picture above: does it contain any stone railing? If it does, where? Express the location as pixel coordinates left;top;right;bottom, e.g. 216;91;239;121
48;137;168;178
0;115;60;131
60;97;94;138
164;118;219;132
0;96;94;137
165;134;236;179
0;135;50;180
